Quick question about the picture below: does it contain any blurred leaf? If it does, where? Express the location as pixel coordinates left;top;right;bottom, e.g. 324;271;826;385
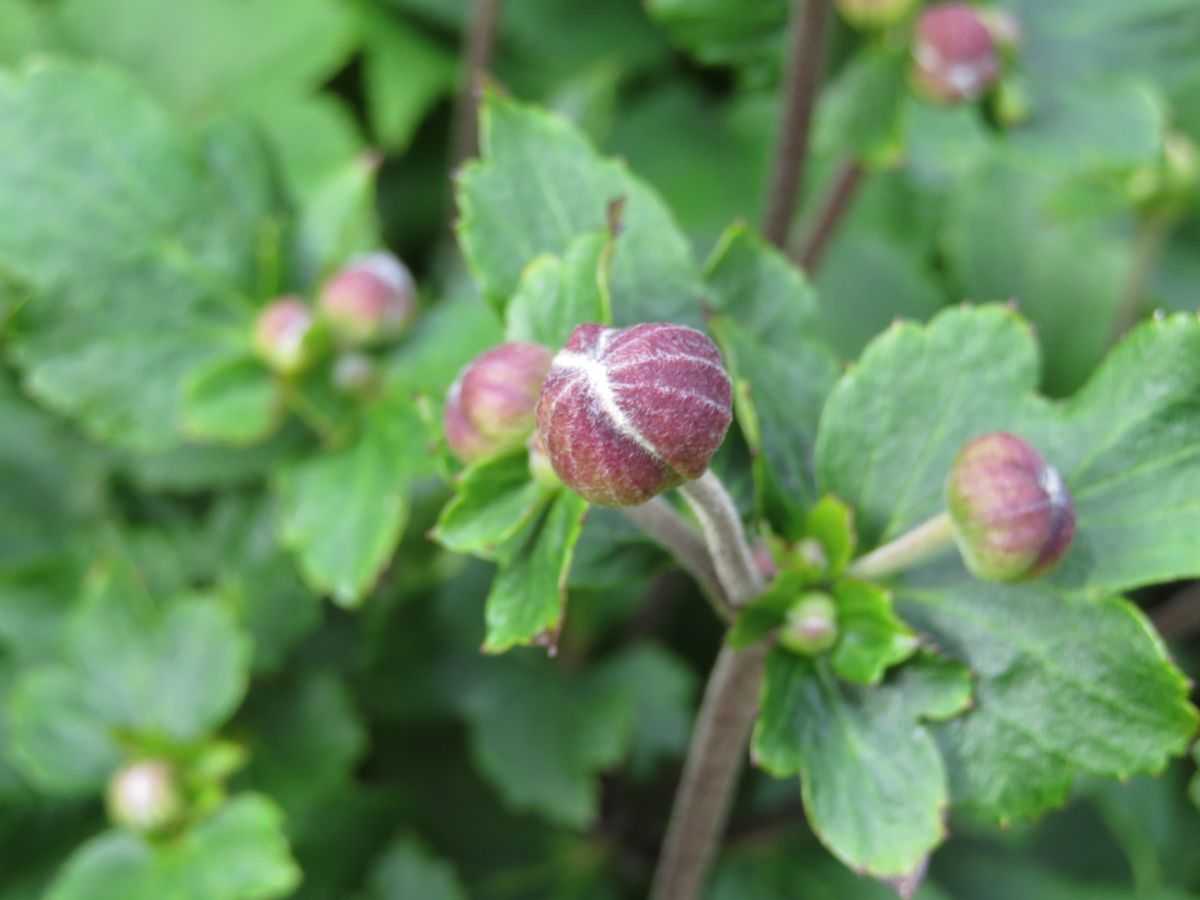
58;0;354;119
432;452;551;562
46;794;300;900
709;846;953;900
483;491;588;653
0;0;56;64
294;150;383;284
506;232;611;349
706;225;841;534
359;5;457;153
362;836;468;900
598;643;695;777
9;570;252;793
645;0;788;73
754;652;971;882
831;579;918;686
0;63;277;451
277;394;429;607
937;850;1200;900
182;355;282;446
458;92;703;327
816;49;908;167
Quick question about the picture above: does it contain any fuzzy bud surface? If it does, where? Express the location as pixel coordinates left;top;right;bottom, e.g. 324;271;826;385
319;252;416;345
444;342;553;463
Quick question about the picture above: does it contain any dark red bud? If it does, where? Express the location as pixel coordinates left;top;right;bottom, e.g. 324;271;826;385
911;3;1001;105
332;352;379;397
444;342;553;463
535;322;733;506
947;431;1075;582
319;252;416;345
254;297;316;375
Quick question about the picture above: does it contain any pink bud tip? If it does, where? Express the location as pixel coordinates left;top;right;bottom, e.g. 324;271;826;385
535;322;733;506
319;252;416;345
947;432;1075;582
911;3;1001;105
254;297;316;374
444;342;553;463
106;760;184;833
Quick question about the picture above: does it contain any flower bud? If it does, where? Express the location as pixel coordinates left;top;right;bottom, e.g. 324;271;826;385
535;323;733;507
837;0;917;29
319;252;416;346
947;432;1075;582
444;342;553;463
911;3;1001;105
778;593;839;655
106;760;184;833
332;352;379;397
254;297;318;375
527;431;561;490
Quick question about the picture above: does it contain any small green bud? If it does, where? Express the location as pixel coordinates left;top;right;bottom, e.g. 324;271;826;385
106;760;184;834
947;432;1075;582
332;352;380;398
254;297;318;375
778;592;839;656
836;0;918;29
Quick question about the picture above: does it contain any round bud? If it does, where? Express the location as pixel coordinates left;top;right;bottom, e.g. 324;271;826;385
911;3;1001;105
778;593;839;656
527;431;562;490
947;432;1075;582
332;352;379;397
443;342;553;464
106;760;184;833
254;297;317;375
837;0;917;29
319;252;416;346
535;323;733;507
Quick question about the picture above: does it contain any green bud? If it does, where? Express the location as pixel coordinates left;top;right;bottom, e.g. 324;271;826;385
106;760;184;834
778;592;839;656
837;0;918;29
527;431;562;490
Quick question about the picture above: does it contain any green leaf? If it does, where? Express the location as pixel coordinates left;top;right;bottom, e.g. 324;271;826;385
8;569;252;793
363;837;468;900
705;225;841;534
483;490;588;653
818;306;1200;596
805;494;857;577
598;644;696;778
831;579;918;686
644;0;788;73
47;794;300;900
183;355;282;446
505;231;611;349
253;95;368;203
816;48;908;168
277;394;428;607
458;93;703;327
899;568;1198;824
754;651;971;881
294;150;383;284
0;0;54;65
729;571;809;650
0;63;273;451
359;5;458;152
58;0;354;119
432;452;552;562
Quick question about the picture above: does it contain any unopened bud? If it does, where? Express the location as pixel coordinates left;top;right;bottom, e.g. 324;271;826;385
319;252;416;346
444;342;553;463
535;323;733;506
778;593;839;655
527;431;562;490
911;3;1001;105
106;760;184;834
837;0;917;29
254;297;318;375
947;432;1075;582
332;352;379;397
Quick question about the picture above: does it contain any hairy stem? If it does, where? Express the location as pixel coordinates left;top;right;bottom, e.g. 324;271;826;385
651;470;767;900
845;512;956;581
761;0;835;248
622;497;731;623
450;0;505;171
794;157;865;272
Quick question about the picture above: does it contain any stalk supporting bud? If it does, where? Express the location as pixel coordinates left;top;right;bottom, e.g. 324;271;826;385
535;323;733;507
444;342;553;463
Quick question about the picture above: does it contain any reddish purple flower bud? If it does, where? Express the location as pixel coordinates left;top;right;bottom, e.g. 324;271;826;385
535;323;733;507
319;252;416;346
254;297;317;375
443;342;553;463
947;432;1075;582
778;593;839;656
106;760;184;833
911;3;1001;105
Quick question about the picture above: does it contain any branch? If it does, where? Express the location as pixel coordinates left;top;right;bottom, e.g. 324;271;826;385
450;0;505;172
761;0;835;248
794;157;864;272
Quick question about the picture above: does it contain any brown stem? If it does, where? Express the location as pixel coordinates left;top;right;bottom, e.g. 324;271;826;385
761;0;835;248
649;642;770;900
450;0;505;172
794;157;865;272
1152;582;1200;643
